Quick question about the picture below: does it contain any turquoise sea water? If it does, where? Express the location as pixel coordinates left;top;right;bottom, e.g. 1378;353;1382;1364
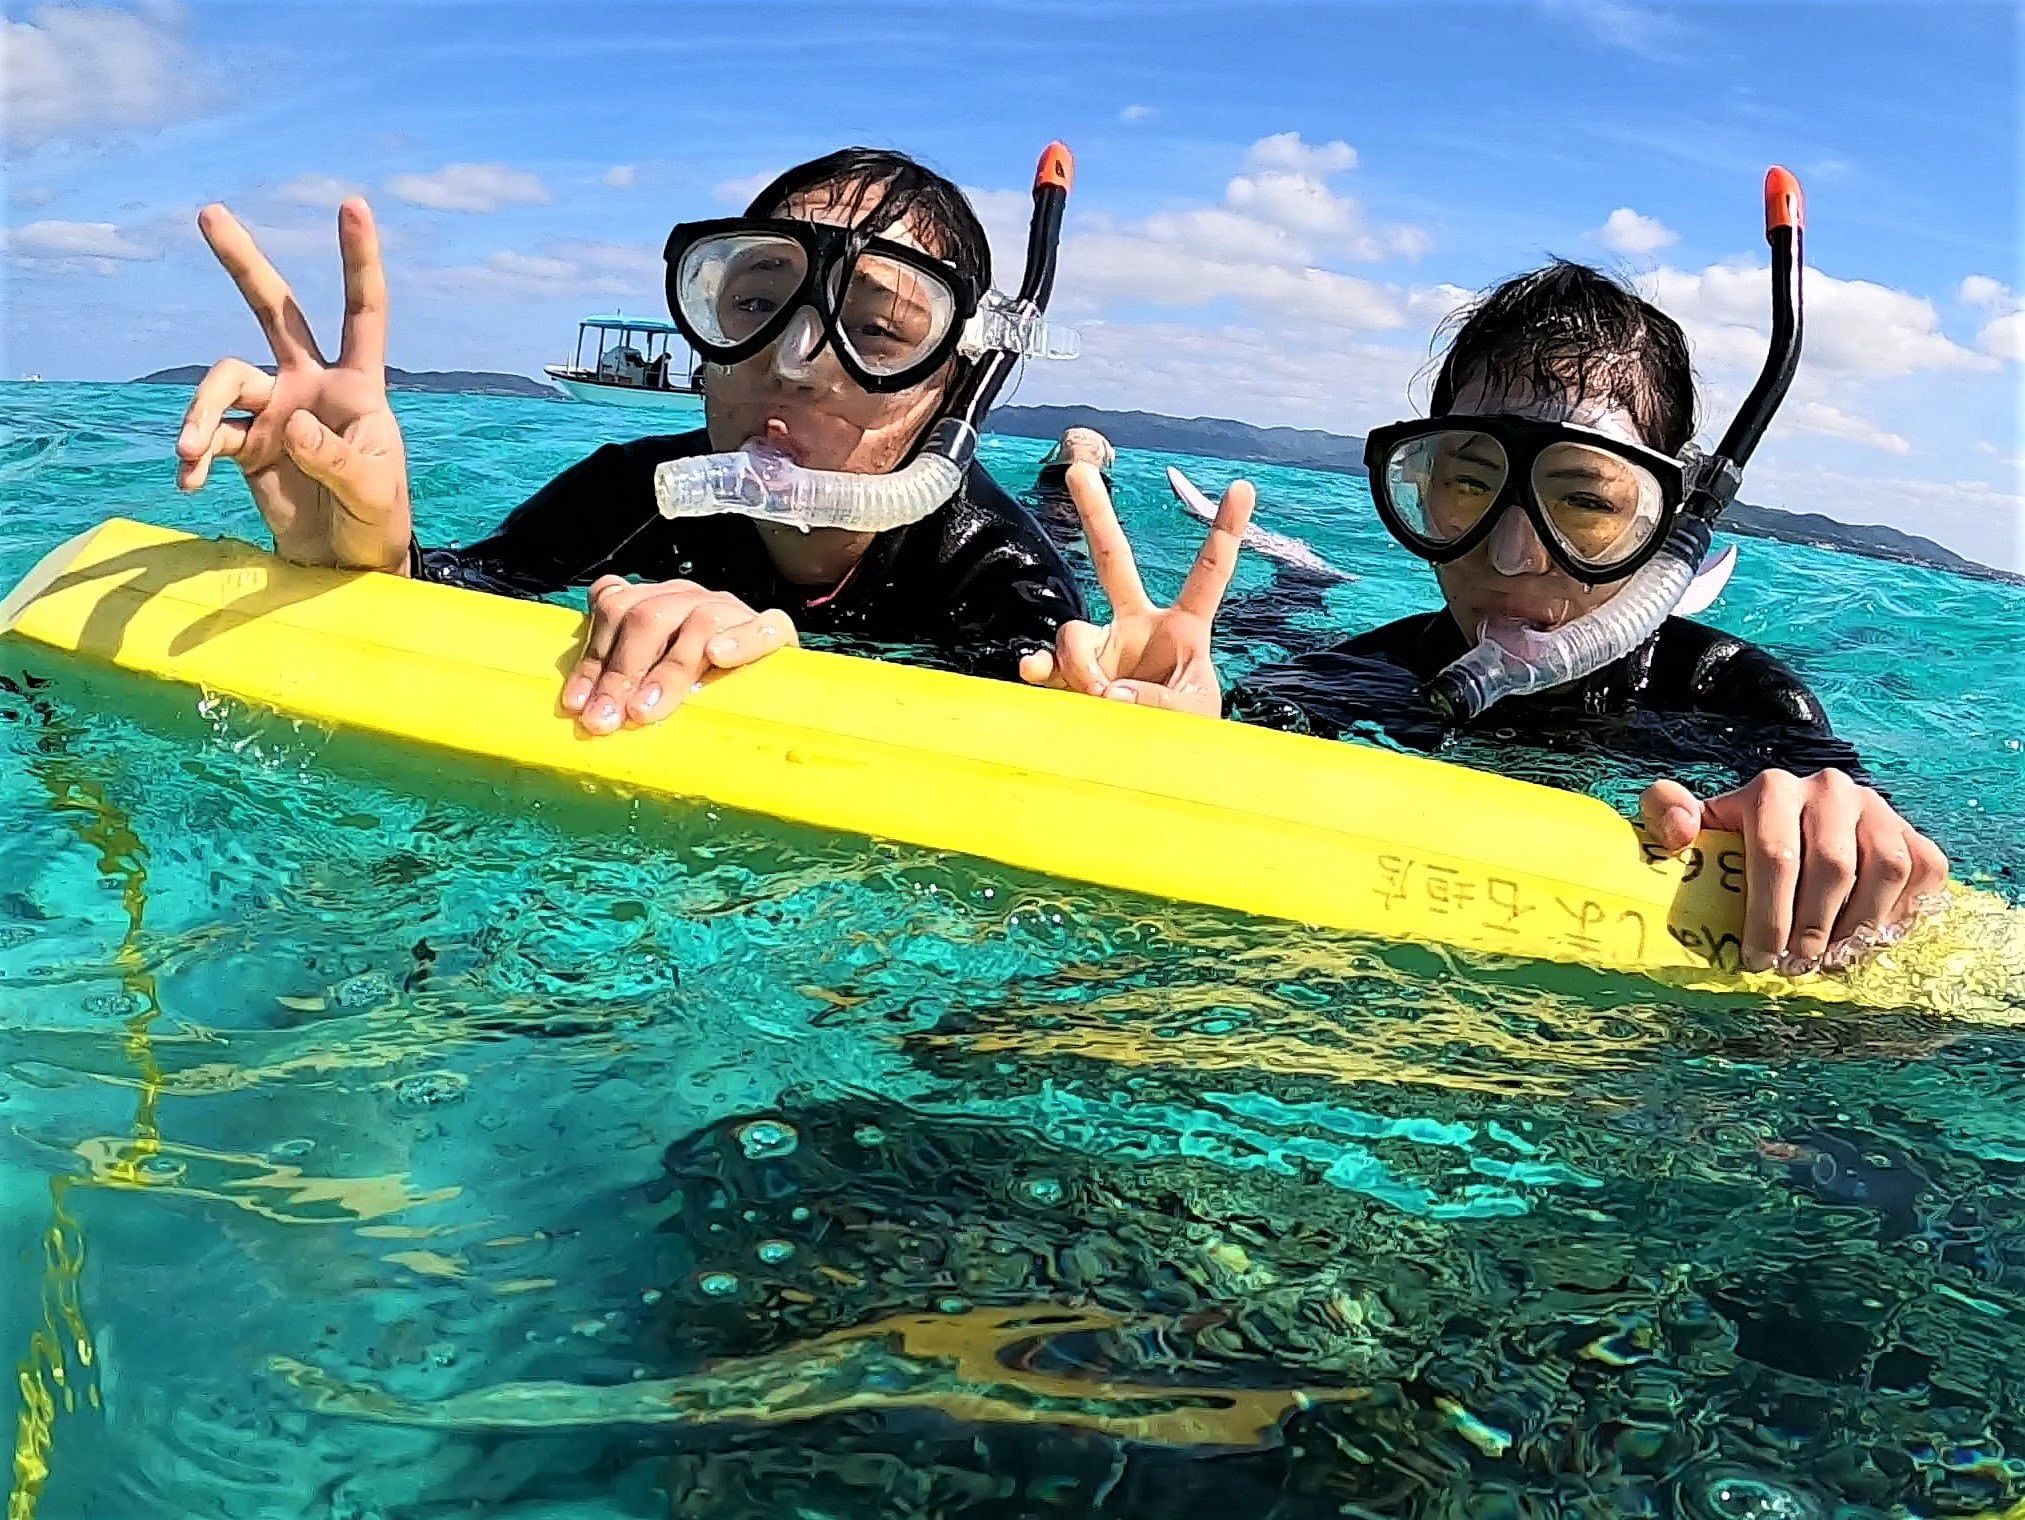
2;381;2023;1518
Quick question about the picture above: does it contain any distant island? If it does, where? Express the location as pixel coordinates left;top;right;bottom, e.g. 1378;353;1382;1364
992;404;2021;587
125;371;2012;583
135;364;558;400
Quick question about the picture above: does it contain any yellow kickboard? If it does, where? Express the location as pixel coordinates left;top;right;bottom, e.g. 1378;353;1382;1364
3;517;2019;1013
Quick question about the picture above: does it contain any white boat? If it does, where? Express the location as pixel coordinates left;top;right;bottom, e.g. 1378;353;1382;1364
544;315;704;412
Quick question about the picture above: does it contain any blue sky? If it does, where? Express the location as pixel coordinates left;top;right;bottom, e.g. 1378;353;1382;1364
4;0;2021;569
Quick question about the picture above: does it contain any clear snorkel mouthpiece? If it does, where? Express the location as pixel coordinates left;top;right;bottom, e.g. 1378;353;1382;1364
654;428;972;535
1427;167;1806;724
654;144;1078;536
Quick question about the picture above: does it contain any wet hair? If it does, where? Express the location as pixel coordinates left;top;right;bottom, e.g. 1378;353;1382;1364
743;147;992;294
1429;260;1697;454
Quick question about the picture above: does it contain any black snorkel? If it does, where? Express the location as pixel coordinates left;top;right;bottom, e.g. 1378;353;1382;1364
920;141;1076;467
1425;167;1808;723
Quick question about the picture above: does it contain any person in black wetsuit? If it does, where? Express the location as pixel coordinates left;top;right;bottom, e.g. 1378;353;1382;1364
1029;263;1947;976
173;149;1084;733
1025;426;1116;557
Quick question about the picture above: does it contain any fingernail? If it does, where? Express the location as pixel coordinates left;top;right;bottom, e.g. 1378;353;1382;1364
1782;954;1820;978
636;683;661;711
1106;686;1137;703
562;678;590;710
1880;921;1907;944
589;698;619;728
1742;948;1776;973
707;637;735;662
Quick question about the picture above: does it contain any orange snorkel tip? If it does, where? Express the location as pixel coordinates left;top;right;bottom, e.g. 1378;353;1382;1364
1035;142;1075;195
1764;166;1804;235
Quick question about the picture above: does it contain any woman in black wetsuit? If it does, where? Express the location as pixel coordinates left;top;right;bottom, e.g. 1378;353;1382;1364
1027;262;1948;977
174;148;1088;732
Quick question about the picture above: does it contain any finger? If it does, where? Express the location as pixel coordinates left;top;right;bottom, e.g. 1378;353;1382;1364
1052;619;1113;697
579;592;701;730
1174;478;1257;619
1735;772;1803;973
564;577;651;711
336;198;389;374
1639;778;1704;853
1018;648;1061;688
1830;803;1916;947
1104;678;1210;714
1066;463;1152;616
280;408;377;499
176;418;250;492
703;610;796;671
177;358;273;462
197;204;324;367
1785;774;1863;971
1894;831;1950;926
625;604;743;724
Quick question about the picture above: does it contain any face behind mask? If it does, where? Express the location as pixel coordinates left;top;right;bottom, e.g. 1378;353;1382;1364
656;144;1079;536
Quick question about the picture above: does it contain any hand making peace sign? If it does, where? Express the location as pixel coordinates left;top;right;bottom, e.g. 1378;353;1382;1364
1019;462;1256;716
176;199;413;573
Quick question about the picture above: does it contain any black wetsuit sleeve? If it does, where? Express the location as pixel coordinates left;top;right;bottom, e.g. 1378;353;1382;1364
924;471;1088;679
1225;619;1437;739
1680;636;1875;785
1023;463;1092;560
411;436;694;598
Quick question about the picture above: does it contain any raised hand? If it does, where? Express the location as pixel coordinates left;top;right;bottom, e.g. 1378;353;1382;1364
176;199;412;573
1019;463;1255;715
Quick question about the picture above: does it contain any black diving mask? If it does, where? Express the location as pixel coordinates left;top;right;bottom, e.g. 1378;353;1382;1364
664;216;982;393
1365;413;1690;583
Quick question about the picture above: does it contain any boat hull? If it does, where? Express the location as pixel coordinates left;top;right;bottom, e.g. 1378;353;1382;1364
545;372;704;413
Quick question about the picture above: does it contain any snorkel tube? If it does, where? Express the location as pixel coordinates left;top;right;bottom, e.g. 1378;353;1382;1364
1425;168;1806;723
654;143;1077;534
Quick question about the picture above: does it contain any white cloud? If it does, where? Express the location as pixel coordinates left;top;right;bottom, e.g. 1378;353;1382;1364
274;173;367;209
1245;132;1357;176
1959;275;2015;311
384;163;550;213
413;239;659;300
600;164;637;189
1595;207;1678;257
4;219;161;269
1956;277;2025;363
485;251;573;281
2;2;207;152
1065;231;1413;332
1013;317;1432;436
235;220;336;260
12;186;59;210
551;239;661;282
713;169;779;208
1979;311;2025;364
1041;131;1428;327
1787;400;1913;456
1119;103;1155;124
1643;260;1992;380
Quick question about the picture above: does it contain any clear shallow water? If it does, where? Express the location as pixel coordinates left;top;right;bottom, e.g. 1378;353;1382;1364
1;382;2023;1519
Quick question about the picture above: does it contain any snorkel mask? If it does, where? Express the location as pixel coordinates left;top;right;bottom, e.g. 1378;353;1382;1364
652;144;1080;534
1362;168;1806;722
